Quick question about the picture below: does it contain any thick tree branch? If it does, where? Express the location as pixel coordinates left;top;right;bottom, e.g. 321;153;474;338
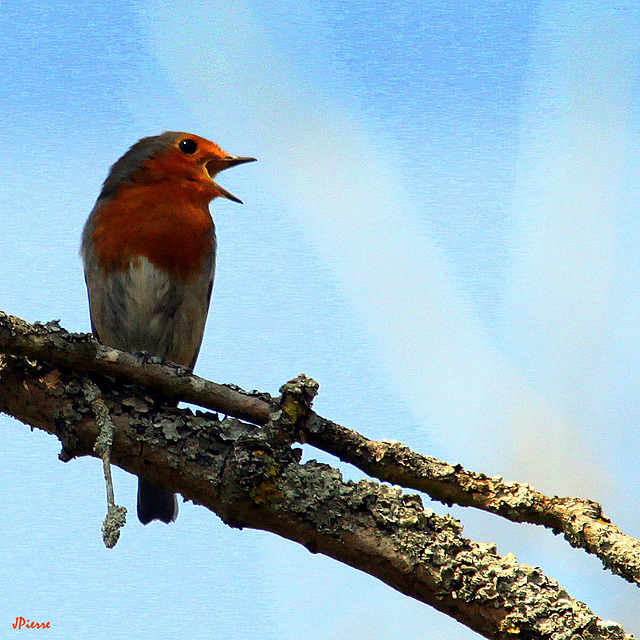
0;351;633;639
1;310;639;588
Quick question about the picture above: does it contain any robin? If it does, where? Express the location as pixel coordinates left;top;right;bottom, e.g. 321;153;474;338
81;132;255;524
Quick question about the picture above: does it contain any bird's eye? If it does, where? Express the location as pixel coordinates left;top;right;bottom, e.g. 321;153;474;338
179;139;198;154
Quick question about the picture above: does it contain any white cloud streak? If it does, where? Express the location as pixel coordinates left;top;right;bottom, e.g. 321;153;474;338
141;0;637;497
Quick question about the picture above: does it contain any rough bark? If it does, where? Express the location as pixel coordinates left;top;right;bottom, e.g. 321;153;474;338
1;311;638;587
0;311;636;639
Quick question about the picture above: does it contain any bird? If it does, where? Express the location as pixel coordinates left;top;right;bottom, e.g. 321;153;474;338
81;131;256;524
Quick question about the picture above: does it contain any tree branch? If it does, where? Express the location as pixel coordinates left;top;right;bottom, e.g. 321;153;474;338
1;310;638;587
302;413;640;586
0;312;271;424
0;311;637;638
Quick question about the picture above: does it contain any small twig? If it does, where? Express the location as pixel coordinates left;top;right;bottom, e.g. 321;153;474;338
84;380;127;548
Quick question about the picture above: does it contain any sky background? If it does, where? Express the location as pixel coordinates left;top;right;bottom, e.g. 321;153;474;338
1;0;640;637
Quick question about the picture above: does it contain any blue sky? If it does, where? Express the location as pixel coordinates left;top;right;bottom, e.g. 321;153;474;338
1;0;640;637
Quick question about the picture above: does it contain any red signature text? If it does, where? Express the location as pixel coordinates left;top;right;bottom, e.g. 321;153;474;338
12;617;50;630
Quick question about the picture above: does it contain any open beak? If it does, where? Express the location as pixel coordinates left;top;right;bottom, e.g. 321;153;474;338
207;156;257;204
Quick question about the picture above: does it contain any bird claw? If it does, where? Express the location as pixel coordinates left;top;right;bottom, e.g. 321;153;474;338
136;351;165;366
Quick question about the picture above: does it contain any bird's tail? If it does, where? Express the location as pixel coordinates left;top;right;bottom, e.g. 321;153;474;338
137;478;178;525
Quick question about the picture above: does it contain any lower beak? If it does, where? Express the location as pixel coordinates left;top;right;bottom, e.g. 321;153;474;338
214;182;245;204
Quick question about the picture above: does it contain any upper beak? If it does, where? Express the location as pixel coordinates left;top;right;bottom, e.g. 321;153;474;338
208;156;257;204
220;156;257;170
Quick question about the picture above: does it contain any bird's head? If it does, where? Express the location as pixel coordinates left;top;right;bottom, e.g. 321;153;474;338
100;131;256;203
